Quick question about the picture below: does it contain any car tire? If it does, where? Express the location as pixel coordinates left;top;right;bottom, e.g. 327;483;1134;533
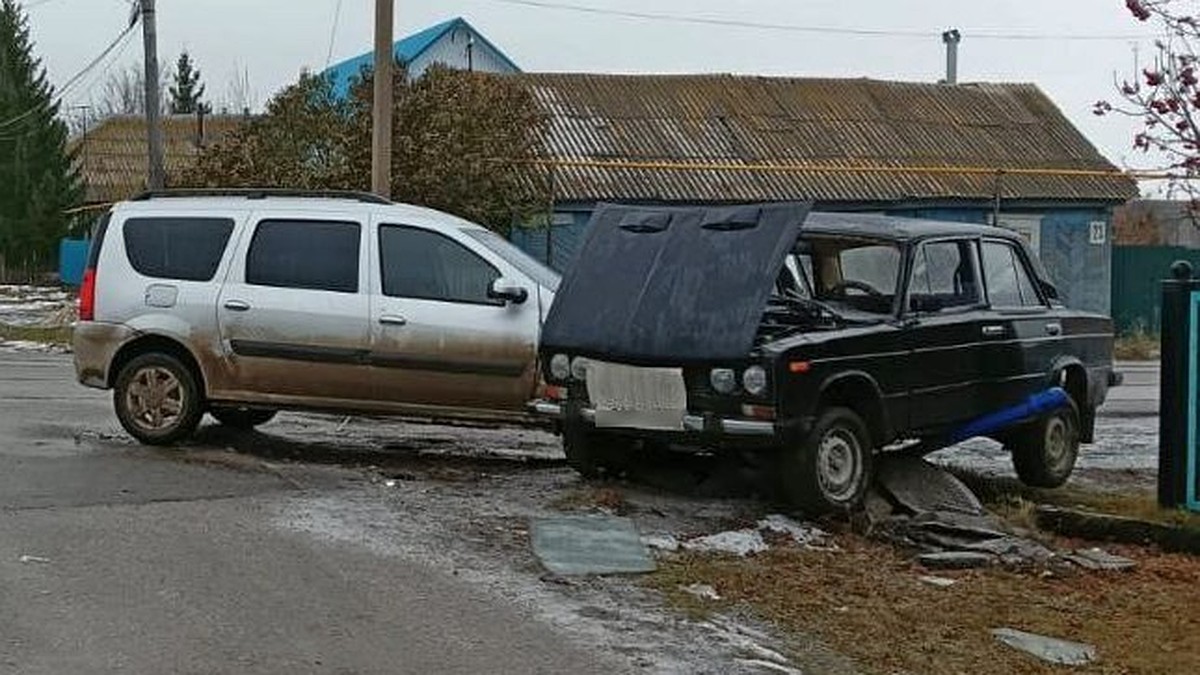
1009;400;1080;489
562;423;635;479
210;406;277;430
113;352;204;446
782;407;873;515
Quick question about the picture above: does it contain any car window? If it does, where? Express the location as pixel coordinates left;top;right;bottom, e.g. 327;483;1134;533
245;219;360;293
802;237;900;315
982;240;1042;307
462;228;560;291
123;217;234;282
839;245;900;295
909;240;981;311
380;225;501;304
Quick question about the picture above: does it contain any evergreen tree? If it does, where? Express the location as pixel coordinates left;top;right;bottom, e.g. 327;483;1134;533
168;50;210;115
0;0;82;277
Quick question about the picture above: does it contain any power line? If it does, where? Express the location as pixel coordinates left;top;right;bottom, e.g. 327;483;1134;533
0;19;138;132
325;0;344;68
485;0;1153;42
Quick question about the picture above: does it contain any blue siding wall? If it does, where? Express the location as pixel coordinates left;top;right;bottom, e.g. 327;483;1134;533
512;204;1113;316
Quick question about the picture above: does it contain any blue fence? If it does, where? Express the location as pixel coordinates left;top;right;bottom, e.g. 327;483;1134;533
58;238;88;287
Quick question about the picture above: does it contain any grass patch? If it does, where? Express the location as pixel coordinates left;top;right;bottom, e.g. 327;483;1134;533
0;323;72;345
649;537;1200;674
947;467;1200;530
1113;330;1159;361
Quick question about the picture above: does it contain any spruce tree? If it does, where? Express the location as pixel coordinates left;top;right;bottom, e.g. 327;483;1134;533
0;0;81;278
168;51;210;115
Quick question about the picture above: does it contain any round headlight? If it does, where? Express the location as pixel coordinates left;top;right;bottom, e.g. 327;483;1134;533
570;357;589;381
743;365;768;396
710;368;737;394
549;353;570;381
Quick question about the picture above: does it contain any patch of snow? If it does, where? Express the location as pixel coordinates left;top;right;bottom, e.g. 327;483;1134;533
641;533;680;552
682;583;720;601
682;529;768;557
758;514;834;549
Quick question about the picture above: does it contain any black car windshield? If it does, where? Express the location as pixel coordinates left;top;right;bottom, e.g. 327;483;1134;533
780;236;901;316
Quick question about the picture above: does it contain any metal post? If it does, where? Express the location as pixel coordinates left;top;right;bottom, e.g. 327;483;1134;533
942;29;961;85
1159;260;1196;509
140;0;165;190
371;0;394;199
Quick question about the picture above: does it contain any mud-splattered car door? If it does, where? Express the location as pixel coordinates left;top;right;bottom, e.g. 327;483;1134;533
367;222;539;413
214;214;372;403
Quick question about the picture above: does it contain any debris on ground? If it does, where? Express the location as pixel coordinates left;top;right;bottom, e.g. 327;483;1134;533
991;627;1097;666
682;529;769;557
681;583;721;601
702;616;802;673
641;533;680;552
918;575;958;588
876;454;986;516
1064;547;1137;572
757;514;834;549
530;514;656;575
17;554;51;564
917;551;994;570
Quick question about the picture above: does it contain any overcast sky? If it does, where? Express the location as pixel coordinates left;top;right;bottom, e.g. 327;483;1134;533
23;0;1167;180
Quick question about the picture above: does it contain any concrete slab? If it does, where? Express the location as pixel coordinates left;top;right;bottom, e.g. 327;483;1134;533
992;628;1097;665
876;456;985;516
531;515;657;576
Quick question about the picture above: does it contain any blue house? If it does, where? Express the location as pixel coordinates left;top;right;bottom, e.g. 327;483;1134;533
323;17;521;98
509;74;1137;315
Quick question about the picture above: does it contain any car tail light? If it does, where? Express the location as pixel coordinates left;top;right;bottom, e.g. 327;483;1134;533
78;268;96;321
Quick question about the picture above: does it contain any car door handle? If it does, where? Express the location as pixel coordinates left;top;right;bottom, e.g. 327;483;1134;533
223;300;251;312
1045;322;1062;336
981;325;1006;337
379;315;407;326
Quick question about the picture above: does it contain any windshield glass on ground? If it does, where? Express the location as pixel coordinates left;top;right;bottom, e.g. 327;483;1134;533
780;236;901;315
462;228;561;291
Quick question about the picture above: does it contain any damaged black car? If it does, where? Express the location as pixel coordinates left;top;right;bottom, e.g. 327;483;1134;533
531;202;1118;514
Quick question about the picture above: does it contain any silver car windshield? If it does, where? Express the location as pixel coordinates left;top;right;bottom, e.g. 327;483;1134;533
462;228;561;291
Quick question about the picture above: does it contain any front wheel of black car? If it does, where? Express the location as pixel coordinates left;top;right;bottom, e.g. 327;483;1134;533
562;423;636;478
782;407;873;515
1010;402;1080;489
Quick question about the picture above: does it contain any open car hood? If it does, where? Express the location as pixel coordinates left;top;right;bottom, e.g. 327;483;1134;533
541;202;813;363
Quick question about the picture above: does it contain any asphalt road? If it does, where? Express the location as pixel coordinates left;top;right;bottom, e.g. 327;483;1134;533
0;353;622;675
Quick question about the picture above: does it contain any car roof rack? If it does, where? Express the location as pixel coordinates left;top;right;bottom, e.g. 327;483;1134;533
130;188;392;205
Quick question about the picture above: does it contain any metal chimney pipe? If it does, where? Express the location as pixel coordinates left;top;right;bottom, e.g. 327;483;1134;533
942;29;962;85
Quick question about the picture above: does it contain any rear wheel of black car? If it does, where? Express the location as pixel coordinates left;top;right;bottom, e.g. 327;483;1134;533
782;407;873;515
562;423;636;478
1009;401;1080;488
210;406;277;430
113;352;204;446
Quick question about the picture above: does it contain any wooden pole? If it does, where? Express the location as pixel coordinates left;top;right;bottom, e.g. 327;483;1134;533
141;0;165;190
371;0;393;199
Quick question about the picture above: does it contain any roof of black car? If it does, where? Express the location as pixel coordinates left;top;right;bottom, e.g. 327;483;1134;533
802;212;1022;242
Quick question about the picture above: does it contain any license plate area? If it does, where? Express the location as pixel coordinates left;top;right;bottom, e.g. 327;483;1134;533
585;360;687;430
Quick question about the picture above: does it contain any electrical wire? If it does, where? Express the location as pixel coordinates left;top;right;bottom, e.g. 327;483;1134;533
325;0;344;68
0;18;137;132
484;0;1152;42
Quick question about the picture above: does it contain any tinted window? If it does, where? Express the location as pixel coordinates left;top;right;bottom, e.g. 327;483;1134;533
246;220;360;293
462;228;560;291
123;217;234;281
982;241;1042;307
909;240;981;311
380;225;500;304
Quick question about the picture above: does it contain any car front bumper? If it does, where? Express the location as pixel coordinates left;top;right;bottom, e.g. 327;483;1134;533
529;400;777;437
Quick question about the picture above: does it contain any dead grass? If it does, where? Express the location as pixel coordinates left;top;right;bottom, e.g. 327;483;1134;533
1113;330;1159;361
548;485;630;514
948;467;1200;531
649;536;1200;675
0;323;72;345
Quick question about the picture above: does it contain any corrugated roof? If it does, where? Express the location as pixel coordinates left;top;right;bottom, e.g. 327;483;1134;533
514;74;1137;205
71;114;245;204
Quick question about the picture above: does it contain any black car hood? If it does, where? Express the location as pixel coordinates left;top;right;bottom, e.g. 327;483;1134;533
541;202;812;363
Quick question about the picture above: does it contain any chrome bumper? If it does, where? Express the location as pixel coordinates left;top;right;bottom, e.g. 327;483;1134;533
528;401;776;437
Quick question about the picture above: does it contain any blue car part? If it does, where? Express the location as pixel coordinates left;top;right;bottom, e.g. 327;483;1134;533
947;387;1069;444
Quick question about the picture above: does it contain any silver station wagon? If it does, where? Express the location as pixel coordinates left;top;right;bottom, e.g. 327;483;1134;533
73;189;559;445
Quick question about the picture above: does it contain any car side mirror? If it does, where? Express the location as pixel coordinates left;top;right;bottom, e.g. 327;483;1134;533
910;295;944;313
489;278;529;305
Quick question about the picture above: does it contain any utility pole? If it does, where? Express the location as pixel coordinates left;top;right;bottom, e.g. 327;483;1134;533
371;0;393;199
140;0;165;190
